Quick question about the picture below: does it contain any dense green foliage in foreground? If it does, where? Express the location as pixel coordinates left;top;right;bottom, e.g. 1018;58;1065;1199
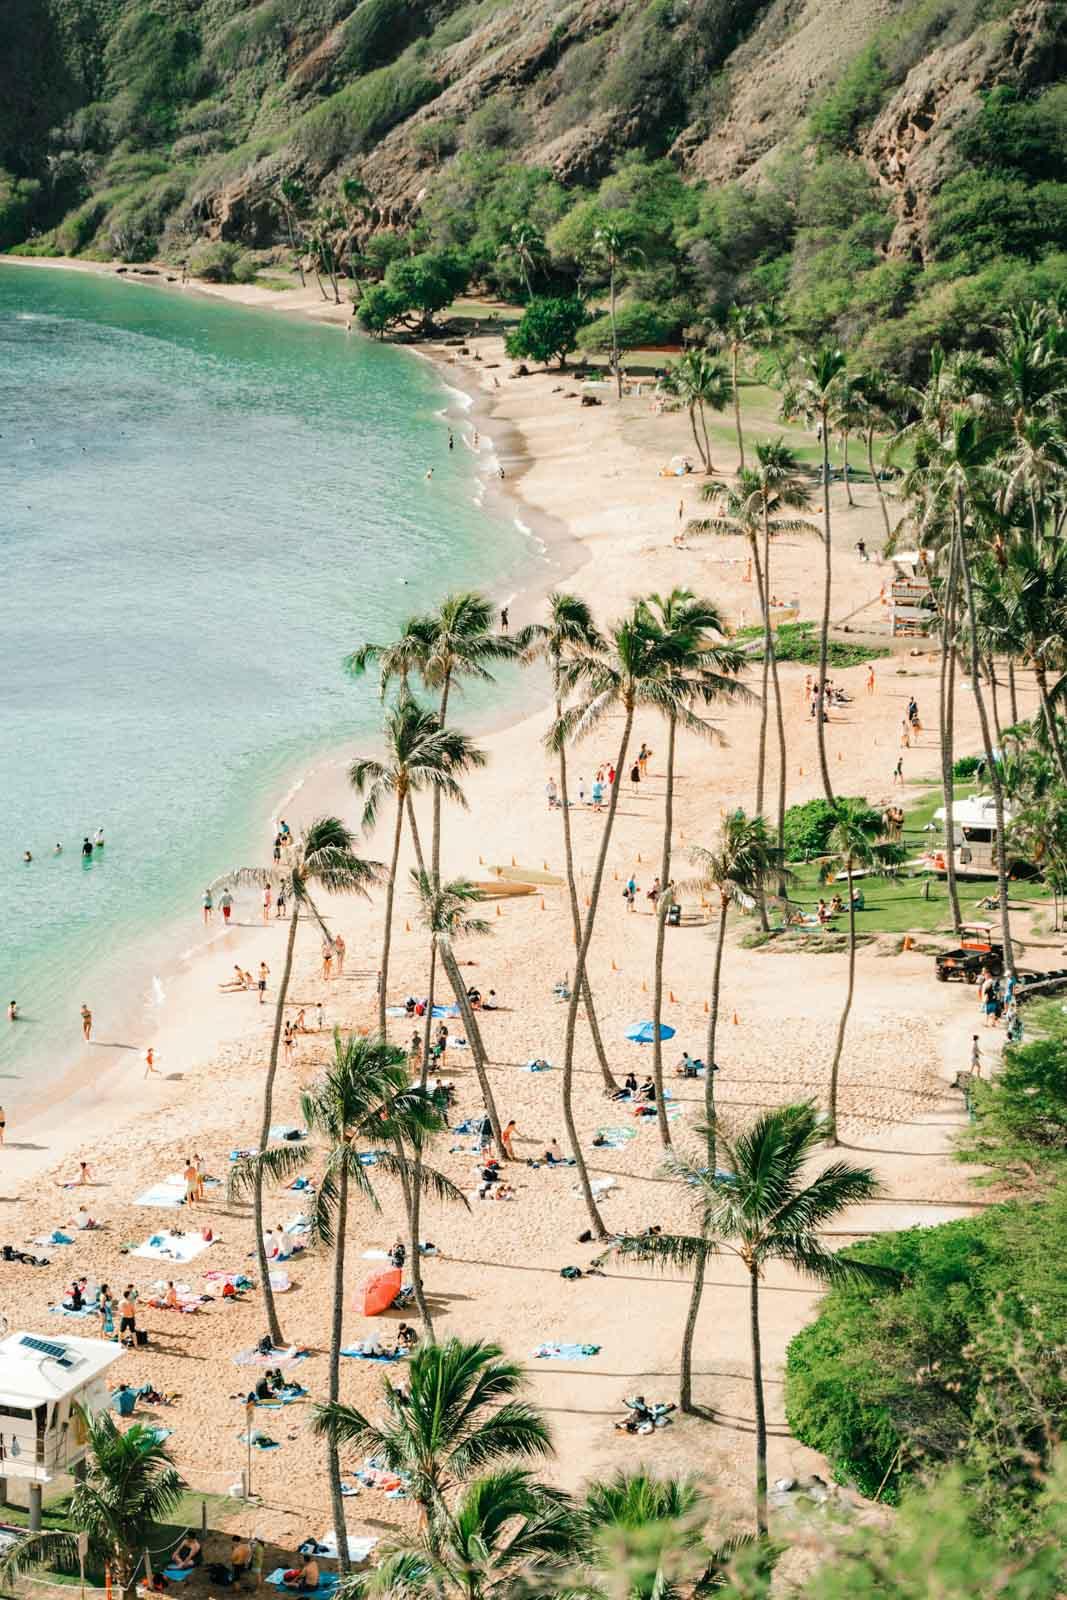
3;0;1066;372
787;1030;1067;1539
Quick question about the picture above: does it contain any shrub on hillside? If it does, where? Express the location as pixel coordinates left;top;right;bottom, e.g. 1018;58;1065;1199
505;296;590;368
186;240;243;282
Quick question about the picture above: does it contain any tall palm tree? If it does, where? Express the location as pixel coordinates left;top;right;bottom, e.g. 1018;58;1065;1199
412;872;506;1161
782;346;849;804
218;817;380;1346
519;594;616;1092
853;370;900;542
721;304;762;473
592;222;640;400
502;222;547;299
638;590;749;1143
315;1337;553;1538
0;1409;184;1600
232;1034;459;1572
982;535;1067;782
346;1468;577;1600
351;699;486;1037
692;443;817;894
552;608;683;1236
662;351;730;474
822;801;904;1144
276;176;309;287
622;1106;890;1532
682;814;786;1158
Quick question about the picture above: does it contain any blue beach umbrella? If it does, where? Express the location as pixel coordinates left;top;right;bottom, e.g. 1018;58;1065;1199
625;1021;676;1044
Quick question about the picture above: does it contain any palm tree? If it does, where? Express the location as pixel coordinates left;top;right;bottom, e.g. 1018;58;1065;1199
782;346;849;804
276;176;309;287
232;1034;458;1571
983;535;1067;782
592;222;640;400
351;699;485;1037
412;872;506;1161
853;370;900;542
501;222;547;299
218;817;380;1346
0;1409;184;1600
581;1472;707;1599
622;1105;890;1532
338;172;373;291
315;1337;553;1537
552;608;683;1236
691;443;817;892
661;350;730;474
682;814;786;1159
822;801;904;1143
519;593;616;1093
720;304;762;473
355;598;518;883
638;590;749;1143
345;1468;577;1600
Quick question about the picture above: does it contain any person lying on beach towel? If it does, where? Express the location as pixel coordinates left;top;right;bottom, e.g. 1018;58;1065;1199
614;1394;676;1433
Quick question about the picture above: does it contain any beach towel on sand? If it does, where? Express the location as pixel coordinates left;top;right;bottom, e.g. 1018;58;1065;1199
51;1304;97;1319
532;1342;601;1360
266;1574;339;1594
239;1430;281;1450
306;1533;378;1563
232;1345;308;1369
594;1127;636;1149
131;1231;214;1264
341;1346;405;1362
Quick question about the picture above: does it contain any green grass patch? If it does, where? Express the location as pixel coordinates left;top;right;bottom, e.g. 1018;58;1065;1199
734;621;888;666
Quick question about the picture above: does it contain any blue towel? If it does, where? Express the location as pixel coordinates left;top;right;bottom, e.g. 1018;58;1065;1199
340;1347;404;1362
50;1231;75;1245
532;1342;601;1360
162;1569;196;1583
266;1573;339;1593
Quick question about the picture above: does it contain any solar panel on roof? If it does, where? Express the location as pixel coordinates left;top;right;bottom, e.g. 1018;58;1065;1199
18;1336;77;1368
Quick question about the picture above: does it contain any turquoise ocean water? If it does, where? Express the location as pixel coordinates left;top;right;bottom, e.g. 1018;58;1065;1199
0;265;539;1100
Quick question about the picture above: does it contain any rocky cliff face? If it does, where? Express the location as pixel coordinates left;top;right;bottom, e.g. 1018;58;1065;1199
862;0;1067;259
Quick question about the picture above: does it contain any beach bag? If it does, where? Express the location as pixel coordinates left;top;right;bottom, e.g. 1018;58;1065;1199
201;1227;213;1242
560;1266;583;1280
222;1282;237;1299
135;1329;149;1347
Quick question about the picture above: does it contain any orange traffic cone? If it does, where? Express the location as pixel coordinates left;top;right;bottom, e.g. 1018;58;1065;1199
496;903;502;917
611;959;619;972
479;854;484;865
669;990;677;1003
703;998;709;1014
404;920;411;933
540;897;545;910
641;979;648;993
732;1010;740;1025
511;855;516;867
637;852;642;864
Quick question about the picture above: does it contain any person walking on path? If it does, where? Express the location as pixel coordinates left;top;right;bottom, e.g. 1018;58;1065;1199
220;889;233;924
970;1035;983;1079
81;1003;92;1041
630;760;641;796
322;942;333;981
866;663;876;695
333;934;346;976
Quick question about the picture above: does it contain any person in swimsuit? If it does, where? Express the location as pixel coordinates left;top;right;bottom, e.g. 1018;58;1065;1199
6;1002;16;1022
202;889;213;923
0;1105;6;1143
81;1003;92;1040
82;837;93;859
258;963;270;1004
220;890;233;923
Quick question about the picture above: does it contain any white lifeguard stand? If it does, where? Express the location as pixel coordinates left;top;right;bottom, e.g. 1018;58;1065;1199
0;1332;123;1527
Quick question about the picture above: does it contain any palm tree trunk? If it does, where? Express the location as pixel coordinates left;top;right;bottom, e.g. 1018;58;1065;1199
556;696;615;1091
405;799;441;1081
816;415;835;805
749;1265;769;1537
431;675;452;888
1008;658;1019;725
377;796;405;1039
751;534;771;932
1035;663;1067;782
955;507;1015;974
826;863;855;1144
700;404;713;479
651;713;676;1148
939;550;963;935
398;1156;434;1341
703;899;729;1170
610;265;621;401
562;705;637;1239
689;404;709;473
285;215;306;287
842;429;854;506
732;346;744;473
255;903;298;1347
867;424;891;541
438;939;505;1161
327;1163;350;1574
987;657;1003;747
762;508;789;901
679;1239;707;1414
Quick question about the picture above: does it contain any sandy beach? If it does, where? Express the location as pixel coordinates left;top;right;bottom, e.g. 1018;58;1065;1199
1;256;1052;1557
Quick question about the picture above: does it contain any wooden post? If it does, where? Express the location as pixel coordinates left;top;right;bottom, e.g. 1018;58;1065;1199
28;1480;42;1531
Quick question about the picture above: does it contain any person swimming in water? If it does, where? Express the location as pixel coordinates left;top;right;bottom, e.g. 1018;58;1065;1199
82;837;93;859
94;827;105;848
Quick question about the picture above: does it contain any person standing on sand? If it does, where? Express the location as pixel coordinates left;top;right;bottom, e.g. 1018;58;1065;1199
262;886;272;923
220;890;233;924
866;663;876;695
258;962;270;1004
545;776;558;810
333;934;346;976
0;1105;6;1145
971;1035;983;1079
81;1004;92;1041
202;889;213;924
893;756;903;784
283;1021;294;1065
276;886;286;919
500;606;509;634
630;760;641;796
144;1047;159;1079
322;942;333;981
501;1119;518;1159
183;1158;198;1204
194;1155;205;1201
638;743;652;778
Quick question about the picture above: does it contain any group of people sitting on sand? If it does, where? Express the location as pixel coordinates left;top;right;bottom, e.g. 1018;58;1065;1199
475;1157;517;1199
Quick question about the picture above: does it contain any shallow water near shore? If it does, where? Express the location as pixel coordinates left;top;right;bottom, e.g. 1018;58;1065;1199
0;264;537;1099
